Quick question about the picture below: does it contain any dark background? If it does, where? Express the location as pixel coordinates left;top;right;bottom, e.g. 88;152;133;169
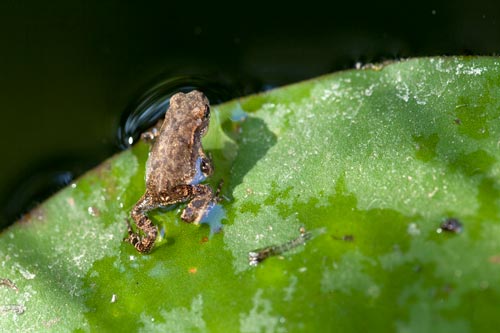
0;0;498;228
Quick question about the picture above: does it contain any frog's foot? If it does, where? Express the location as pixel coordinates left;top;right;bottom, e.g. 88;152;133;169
123;219;154;253
181;184;217;224
125;217;158;253
124;219;141;245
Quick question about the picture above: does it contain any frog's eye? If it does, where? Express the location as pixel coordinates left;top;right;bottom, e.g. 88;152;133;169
200;159;211;175
203;104;210;119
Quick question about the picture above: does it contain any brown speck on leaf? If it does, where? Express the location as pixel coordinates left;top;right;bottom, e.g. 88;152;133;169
358;60;394;71
232;123;242;134
331;234;354;242
87;206;100;217
93;159;113;178
67;197;75;207
454;118;462;125
342;235;354;242
489;255;500;264
18;206;46;225
200;236;209;244
188;267;197;274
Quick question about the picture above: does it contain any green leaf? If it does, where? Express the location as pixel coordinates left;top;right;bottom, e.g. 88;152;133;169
1;57;500;332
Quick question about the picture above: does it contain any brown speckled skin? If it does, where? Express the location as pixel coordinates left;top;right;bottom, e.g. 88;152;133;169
125;91;215;253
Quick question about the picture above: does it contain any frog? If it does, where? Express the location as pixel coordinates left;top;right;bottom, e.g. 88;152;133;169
125;90;217;253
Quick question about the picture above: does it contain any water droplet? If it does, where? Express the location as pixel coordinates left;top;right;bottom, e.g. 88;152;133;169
230;104;248;122
407;223;420;236
13;263;35;280
440;218;463;233
199;204;225;235
480;281;489;289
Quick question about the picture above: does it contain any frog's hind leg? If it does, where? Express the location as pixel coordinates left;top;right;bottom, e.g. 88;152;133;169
125;192;159;253
180;184;216;224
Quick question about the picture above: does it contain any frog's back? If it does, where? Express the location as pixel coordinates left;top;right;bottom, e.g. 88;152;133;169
145;91;209;193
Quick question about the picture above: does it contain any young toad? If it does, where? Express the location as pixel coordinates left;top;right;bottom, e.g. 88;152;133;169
125;90;217;253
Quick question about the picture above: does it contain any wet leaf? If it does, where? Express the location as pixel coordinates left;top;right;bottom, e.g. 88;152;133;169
1;57;500;332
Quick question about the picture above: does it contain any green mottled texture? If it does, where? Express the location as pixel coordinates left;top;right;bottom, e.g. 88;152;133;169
1;57;500;332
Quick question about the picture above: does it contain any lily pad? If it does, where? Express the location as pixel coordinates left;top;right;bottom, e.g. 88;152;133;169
1;57;500;332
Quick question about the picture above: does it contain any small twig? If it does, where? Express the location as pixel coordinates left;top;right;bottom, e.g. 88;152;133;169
0;278;18;292
0;304;25;315
249;227;312;266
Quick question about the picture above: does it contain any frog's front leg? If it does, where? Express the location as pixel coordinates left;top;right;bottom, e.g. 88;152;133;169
141;118;164;143
125;192;159;253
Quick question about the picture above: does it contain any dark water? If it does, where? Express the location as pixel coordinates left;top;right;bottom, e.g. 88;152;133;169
0;0;499;228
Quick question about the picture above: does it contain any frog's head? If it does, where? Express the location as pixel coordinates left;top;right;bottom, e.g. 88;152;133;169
170;90;211;136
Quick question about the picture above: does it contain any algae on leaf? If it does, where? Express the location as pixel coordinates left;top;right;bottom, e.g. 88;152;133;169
1;57;500;332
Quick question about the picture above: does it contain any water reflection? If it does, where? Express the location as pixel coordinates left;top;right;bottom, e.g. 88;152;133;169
200;204;225;235
117;75;242;149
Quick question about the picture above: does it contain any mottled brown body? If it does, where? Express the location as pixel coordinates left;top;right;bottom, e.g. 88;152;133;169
125;91;216;253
